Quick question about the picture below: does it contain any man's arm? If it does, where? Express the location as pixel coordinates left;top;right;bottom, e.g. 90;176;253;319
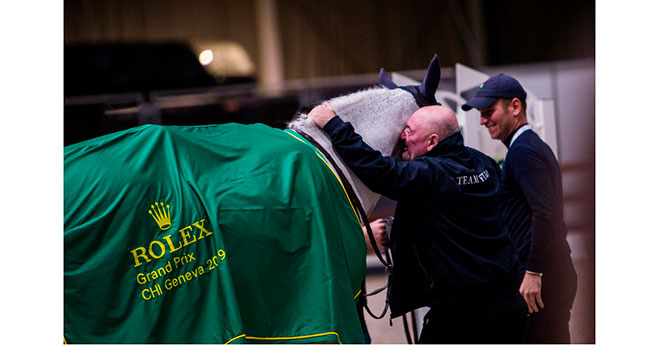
510;146;562;313
512;146;562;273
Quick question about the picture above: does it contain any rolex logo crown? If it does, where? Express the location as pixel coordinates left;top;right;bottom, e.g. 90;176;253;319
149;202;171;230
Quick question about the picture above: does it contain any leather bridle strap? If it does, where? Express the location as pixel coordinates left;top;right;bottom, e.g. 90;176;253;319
295;129;393;272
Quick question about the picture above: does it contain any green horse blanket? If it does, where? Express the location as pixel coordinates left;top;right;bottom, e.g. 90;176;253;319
64;123;366;343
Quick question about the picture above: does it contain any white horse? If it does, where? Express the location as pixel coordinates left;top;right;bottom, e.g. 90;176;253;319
63;55;440;344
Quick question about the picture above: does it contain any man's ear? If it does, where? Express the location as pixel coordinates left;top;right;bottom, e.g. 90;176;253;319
510;98;523;116
426;133;439;152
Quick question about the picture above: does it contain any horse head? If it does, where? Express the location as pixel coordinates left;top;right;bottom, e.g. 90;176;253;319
289;55;441;216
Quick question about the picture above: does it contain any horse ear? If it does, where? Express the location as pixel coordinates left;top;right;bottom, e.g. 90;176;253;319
419;54;441;103
379;68;397;89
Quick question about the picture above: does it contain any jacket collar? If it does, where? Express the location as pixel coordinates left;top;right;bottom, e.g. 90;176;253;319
422;132;464;157
503;124;530;148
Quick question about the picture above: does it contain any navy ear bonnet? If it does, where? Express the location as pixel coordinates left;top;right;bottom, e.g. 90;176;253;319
379;54;441;107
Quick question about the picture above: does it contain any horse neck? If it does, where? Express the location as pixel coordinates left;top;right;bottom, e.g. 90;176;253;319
289;87;417;218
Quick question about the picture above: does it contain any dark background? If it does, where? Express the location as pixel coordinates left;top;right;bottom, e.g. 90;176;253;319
64;0;594;145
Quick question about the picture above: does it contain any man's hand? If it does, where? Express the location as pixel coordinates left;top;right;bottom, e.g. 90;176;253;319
519;271;544;313
363;219;390;252
308;102;336;128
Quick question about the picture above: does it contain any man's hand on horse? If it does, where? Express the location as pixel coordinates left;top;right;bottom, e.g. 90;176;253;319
309;102;336;128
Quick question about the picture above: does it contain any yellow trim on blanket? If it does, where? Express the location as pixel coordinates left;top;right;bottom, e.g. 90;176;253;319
225;334;247;344
225;331;342;344
284;131;361;225
63;336;67;344
314;151;360;221
285;129;310;144
283;130;362;307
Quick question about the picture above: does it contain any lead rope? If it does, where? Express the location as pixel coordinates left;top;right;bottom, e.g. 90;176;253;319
362;217;393;321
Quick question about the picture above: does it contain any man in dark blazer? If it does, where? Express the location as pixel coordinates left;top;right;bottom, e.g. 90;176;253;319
463;74;578;343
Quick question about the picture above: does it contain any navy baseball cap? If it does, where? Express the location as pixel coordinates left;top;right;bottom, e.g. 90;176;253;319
461;74;527;111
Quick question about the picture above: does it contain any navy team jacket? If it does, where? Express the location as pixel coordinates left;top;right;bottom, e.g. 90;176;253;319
323;117;522;317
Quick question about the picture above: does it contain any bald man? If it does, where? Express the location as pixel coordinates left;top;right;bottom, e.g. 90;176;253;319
309;104;527;343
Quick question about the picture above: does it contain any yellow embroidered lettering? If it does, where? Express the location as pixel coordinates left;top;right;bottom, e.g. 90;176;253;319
179;226;197;246
193;219;213;239
163;234;182;253
131;247;151;267
149;240;166;259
